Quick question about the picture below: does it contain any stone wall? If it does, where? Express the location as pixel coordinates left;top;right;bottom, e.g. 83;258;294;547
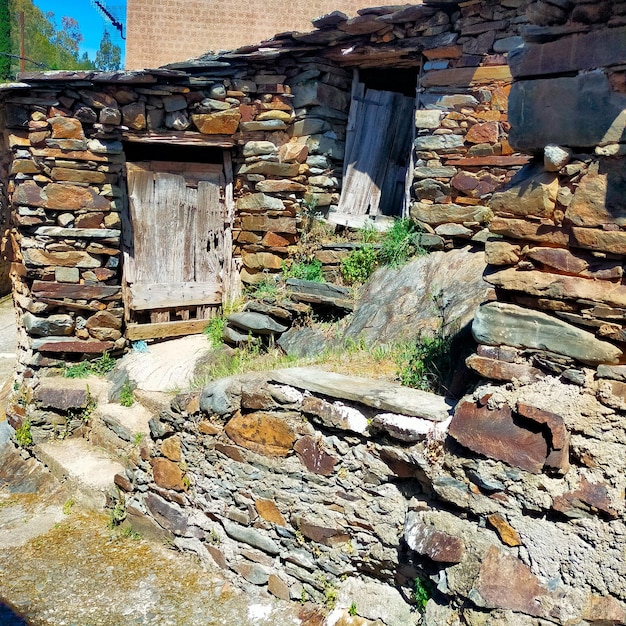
409;0;531;249
125;0;367;70
467;1;626;382
0;61;350;377
113;366;626;626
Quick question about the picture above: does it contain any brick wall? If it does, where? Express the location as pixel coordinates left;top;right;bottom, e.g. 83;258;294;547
125;0;367;69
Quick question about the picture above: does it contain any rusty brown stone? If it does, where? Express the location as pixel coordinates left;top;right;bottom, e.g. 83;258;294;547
472;546;549;617
114;473;133;492
85;310;122;330
484;240;521;265
297;517;349;546
161;435;182;462
192;109;241;134
261;232;296;247
405;521;466;563
75;212;105;228
224;411;296;457
486;266;626;308
122;102;146;130
242;251;283;270
451;171;479;194
581;595;626;624
10;159;40;174
214;442;245;461
466;354;544;383
45;183;110;211
278;142;308;163
255;499;286;526
151;457;186;491
52;168;107;184
198;419;220;435
487;513;522;547
552;477;618;519
294;435;337;476
446;155;530;167
34;383;89;411
526;246;622;280
256;180;307;193
24;249;101;269
449;400;548;474
49;117;84;140
491;171;558;218
465;121;499;144
32;338;114;353
571;227;626;256
240;215;297;234
489;215;572;248
31;281;120;300
268;574;290;601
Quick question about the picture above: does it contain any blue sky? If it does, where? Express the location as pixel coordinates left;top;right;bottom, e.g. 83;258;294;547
33;0;126;65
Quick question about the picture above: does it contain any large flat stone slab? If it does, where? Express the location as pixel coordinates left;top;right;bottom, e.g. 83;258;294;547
472;302;622;365
509;72;626;151
509;27;626;79
116;335;213;392
271;367;453;421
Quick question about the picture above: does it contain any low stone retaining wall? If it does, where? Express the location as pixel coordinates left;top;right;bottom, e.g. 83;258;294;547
110;366;626;626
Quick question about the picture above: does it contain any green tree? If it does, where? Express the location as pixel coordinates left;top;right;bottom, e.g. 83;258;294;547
95;30;121;71
8;0;95;76
0;0;10;80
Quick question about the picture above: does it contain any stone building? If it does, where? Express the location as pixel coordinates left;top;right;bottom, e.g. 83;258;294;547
125;0;368;69
3;2;626;624
0;0;528;379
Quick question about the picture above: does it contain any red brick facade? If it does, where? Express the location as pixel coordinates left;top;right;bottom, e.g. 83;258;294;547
125;0;367;69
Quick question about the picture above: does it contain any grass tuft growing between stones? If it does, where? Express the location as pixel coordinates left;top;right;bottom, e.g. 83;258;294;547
14;420;33;447
64;352;116;378
282;258;325;282
378;218;427;268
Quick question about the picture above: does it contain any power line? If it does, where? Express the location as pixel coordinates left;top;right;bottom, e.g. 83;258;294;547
90;0;125;39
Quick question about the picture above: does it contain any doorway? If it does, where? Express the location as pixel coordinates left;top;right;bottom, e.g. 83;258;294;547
337;68;417;219
122;149;235;341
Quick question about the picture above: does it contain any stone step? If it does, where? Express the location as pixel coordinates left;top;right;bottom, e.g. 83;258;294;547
95;402;153;445
34;438;125;507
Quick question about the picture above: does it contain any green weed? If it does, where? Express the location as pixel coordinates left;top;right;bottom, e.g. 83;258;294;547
90;352;116;376
322;580;337;610
341;244;378;285
283;258;325;283
133;432;144;446
119;379;134;407
204;316;227;347
379;218;426;268
64;352;116;378
247;279;279;299
413;576;433;613
62;498;75;515
396;290;457;395
107;499;126;530
64;361;91;379
349;602;358;617
14;420;33;447
119;525;141;540
359;220;379;244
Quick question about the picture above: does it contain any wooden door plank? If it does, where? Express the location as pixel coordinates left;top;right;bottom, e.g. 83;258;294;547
129;281;222;310
126;319;211;341
196;180;223;281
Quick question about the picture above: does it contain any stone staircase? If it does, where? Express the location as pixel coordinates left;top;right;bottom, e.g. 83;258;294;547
28;376;163;509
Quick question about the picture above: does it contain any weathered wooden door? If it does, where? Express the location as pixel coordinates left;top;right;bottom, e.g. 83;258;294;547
123;158;235;341
338;86;415;217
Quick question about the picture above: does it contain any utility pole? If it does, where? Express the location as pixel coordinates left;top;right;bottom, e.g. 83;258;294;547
20;11;25;73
